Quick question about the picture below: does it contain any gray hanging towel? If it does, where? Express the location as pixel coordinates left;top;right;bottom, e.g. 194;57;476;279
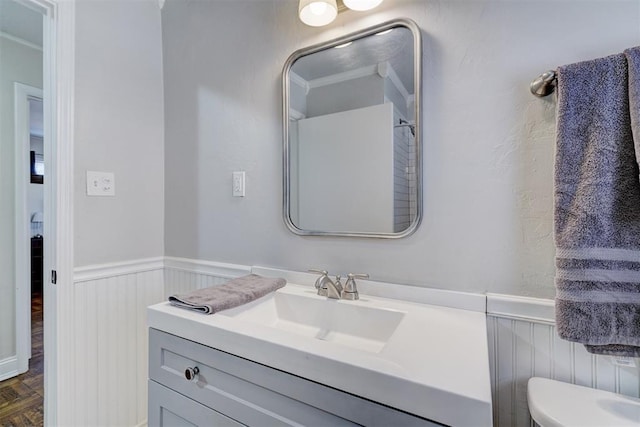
627;46;640;172
555;51;640;357
169;274;286;314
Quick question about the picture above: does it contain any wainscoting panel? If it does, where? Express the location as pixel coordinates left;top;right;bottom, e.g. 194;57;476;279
163;257;250;297
66;262;640;427
487;294;640;427
72;262;164;427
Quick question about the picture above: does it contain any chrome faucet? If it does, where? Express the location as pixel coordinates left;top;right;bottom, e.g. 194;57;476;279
341;273;369;300
309;270;368;300
326;275;343;299
309;269;331;297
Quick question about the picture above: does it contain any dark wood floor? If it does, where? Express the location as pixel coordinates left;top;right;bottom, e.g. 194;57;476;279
0;293;44;427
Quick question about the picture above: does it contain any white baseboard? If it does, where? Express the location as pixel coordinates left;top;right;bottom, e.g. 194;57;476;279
0;356;19;382
134;420;147;427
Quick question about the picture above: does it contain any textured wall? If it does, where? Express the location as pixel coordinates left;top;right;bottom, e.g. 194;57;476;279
74;0;165;267
163;0;640;299
0;36;42;360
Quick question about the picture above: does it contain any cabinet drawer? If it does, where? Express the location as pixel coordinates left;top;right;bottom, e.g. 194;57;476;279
150;328;356;426
149;328;439;427
148;380;241;427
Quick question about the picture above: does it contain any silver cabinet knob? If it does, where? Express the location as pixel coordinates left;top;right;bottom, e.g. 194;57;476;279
184;366;199;381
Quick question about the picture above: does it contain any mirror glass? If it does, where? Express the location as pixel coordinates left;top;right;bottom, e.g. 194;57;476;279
283;19;422;238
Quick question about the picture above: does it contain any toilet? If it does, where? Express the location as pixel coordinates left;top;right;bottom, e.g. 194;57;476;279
527;377;640;426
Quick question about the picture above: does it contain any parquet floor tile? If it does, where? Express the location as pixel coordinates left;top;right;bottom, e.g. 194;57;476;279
0;293;44;427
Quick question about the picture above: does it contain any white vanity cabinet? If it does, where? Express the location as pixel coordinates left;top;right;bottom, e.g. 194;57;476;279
148;328;441;427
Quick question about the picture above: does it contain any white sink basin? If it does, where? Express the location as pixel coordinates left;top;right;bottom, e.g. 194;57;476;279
148;277;493;426
220;290;406;353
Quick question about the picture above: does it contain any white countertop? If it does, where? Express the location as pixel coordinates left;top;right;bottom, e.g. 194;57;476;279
148;280;493;426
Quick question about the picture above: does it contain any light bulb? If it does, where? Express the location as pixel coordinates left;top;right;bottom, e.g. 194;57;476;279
309;1;327;15
299;0;337;27
343;0;384;11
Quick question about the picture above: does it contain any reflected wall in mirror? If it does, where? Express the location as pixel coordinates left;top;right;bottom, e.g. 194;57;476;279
283;19;422;238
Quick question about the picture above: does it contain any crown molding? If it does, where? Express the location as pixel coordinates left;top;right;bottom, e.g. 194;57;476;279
0;31;42;51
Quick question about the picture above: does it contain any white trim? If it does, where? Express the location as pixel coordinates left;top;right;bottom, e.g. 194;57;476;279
0;31;43;51
306;62;410;107
0;356;19;382
11;0;50;14
383;62;410;101
135;421;148;427
486;293;555;324
289;71;309;95
289;108;305;121
73;257;165;282
42;0;75;424
14;83;43;378
307;64;378;89
164;256;251;279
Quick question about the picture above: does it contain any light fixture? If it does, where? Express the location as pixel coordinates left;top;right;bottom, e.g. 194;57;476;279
342;0;384;11
299;0;338;27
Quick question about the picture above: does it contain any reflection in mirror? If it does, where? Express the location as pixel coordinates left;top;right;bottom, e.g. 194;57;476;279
283;19;421;238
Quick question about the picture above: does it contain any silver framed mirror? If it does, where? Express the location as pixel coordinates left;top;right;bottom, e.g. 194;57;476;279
283;19;422;238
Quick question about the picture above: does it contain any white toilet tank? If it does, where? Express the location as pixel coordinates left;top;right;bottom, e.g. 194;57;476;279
527;377;640;427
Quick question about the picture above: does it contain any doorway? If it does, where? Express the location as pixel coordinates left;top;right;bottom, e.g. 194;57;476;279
0;0;74;423
0;0;46;420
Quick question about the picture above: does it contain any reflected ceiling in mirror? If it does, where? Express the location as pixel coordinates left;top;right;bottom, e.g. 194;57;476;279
283;19;422;238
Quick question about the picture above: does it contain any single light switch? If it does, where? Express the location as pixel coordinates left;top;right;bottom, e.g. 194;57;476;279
87;171;115;196
232;171;245;197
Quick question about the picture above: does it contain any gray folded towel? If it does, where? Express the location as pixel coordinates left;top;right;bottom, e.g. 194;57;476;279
554;51;640;357
168;274;286;314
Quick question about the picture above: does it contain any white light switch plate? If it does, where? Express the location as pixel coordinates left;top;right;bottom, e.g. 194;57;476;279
87;171;115;196
232;171;245;197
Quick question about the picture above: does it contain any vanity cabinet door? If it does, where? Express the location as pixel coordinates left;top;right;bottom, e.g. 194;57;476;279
148;380;242;427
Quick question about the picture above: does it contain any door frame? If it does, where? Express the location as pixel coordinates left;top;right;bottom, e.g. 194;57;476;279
14;83;43;376
12;0;75;425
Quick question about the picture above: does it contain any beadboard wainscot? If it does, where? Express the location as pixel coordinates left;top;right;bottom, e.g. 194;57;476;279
66;258;640;427
72;257;164;427
163;257;251;297
487;293;640;427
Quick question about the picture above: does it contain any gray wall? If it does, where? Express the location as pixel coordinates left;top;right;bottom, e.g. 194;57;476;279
163;0;640;299
0;36;42;360
74;0;165;267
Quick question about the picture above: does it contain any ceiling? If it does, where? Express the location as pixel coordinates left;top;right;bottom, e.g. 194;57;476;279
0;0;43;47
291;26;415;94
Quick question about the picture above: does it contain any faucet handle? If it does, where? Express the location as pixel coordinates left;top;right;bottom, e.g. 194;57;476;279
309;269;330;296
341;273;369;300
308;269;328;288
